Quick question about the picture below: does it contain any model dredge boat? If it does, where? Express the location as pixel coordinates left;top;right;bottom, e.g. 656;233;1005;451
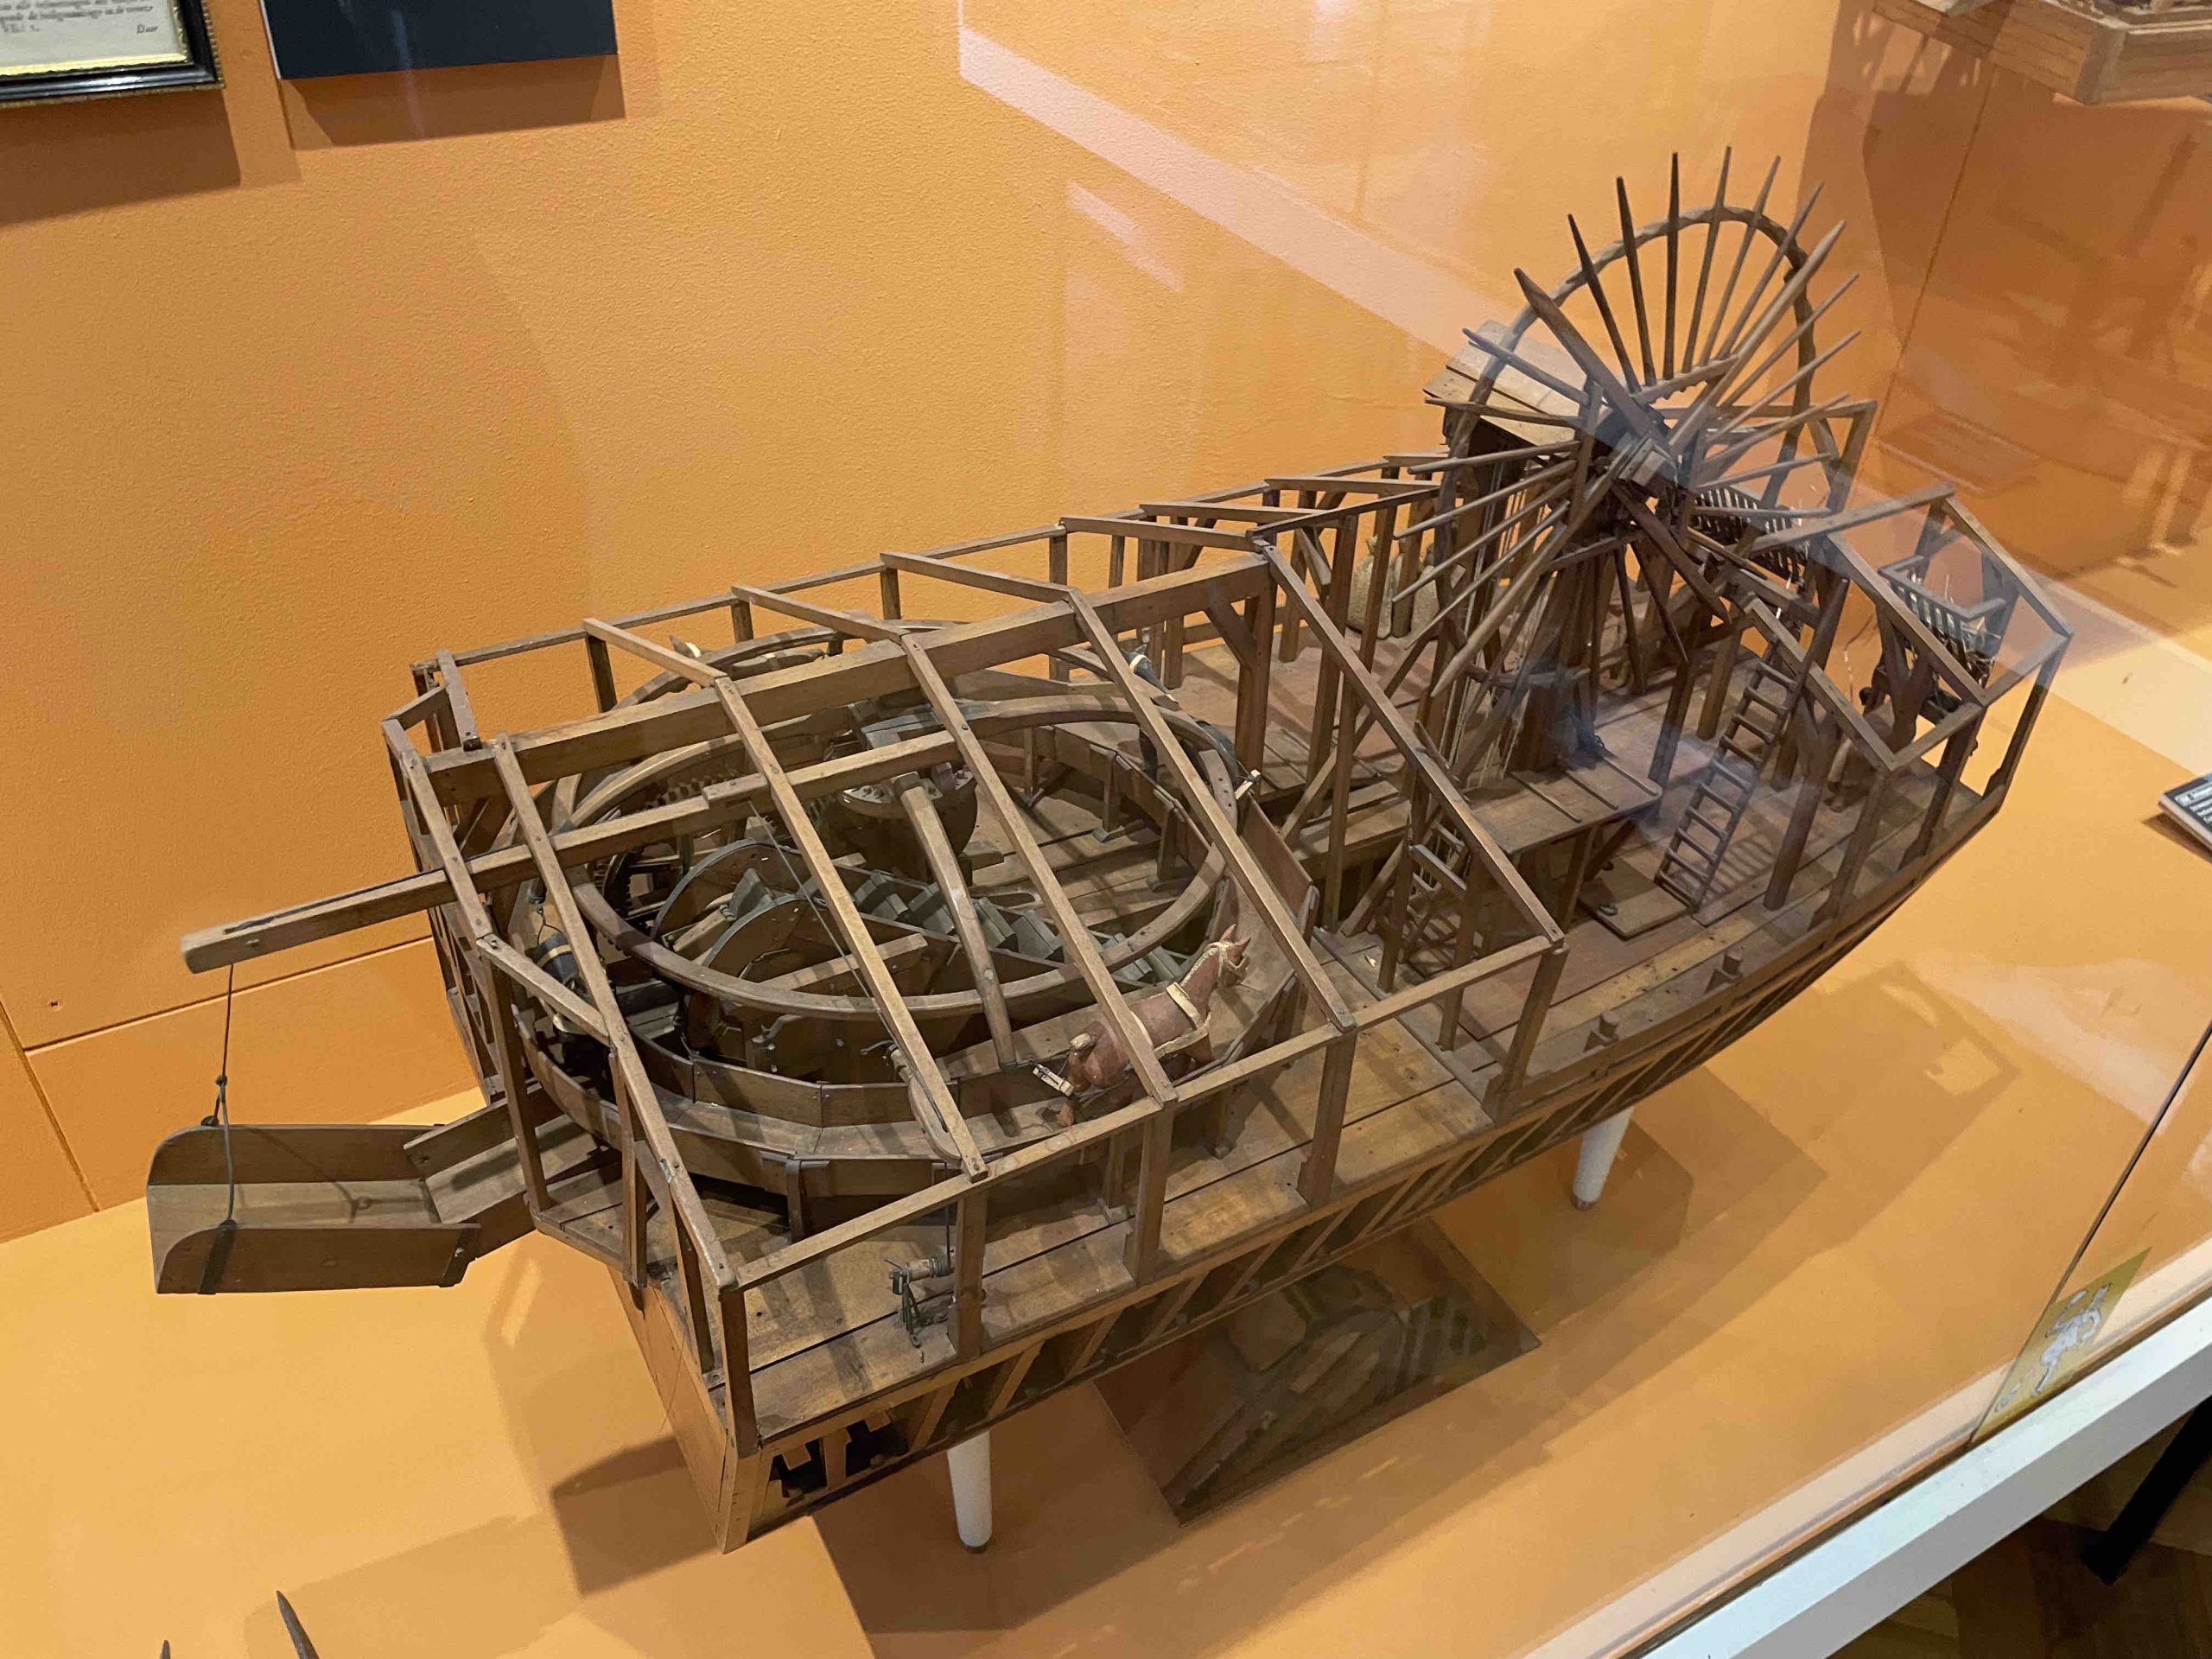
150;158;2071;1548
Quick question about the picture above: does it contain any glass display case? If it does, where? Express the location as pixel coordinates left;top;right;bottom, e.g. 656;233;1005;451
1;3;2209;1656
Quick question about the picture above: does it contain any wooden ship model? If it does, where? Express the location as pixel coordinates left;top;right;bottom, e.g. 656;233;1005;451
149;157;2071;1548
1873;0;2212;103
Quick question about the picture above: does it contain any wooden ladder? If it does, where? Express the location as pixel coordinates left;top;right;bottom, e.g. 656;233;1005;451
1398;817;1472;963
1654;653;1796;909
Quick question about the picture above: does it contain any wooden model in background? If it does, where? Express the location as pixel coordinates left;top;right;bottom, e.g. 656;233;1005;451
1873;0;2212;104
149;156;2071;1549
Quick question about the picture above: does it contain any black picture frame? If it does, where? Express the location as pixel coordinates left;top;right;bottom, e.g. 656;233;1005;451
259;0;616;80
0;0;221;108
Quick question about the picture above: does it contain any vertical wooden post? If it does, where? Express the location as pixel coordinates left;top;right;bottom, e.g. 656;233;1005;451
728;590;755;642
1299;1033;1357;1206
878;566;904;624
1497;944;1567;1107
1818;771;1893;924
1047;533;1070;683
586;635;619;713
1909;721;1978;860
1233;579;1275;776
1322;653;1360;927
716;1280;761;1454
1435;873;1487;1050
1990;678;2051;796
472;961;551;1213
953;1187;988;1360
1429;467;1460;643
672;1211;715;1373
1153;798;1181;887
1139;537;1166;666
1766;719;1841;910
618;1083;651;1285
1698;628;1741;741
1104;1122;1135;1213
1375;826;1417;990
1161;538;1188;689
1650;662;1695;785
1306;512;1361;775
1357;500;1392;668
1123;1111;1175;1282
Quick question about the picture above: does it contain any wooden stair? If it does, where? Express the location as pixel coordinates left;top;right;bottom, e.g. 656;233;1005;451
1654;654;1796;909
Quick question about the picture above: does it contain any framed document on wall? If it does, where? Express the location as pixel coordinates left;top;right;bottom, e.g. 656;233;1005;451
0;0;220;105
259;0;615;79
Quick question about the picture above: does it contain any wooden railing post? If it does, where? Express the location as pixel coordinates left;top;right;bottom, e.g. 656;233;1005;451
1650;660;1695;785
1299;1033;1357;1206
1234;578;1275;775
1766;718;1842;910
1990;677;2050;796
1497;944;1568;1107
953;1187;988;1359
1908;721;1978;860
716;1278;761;1453
1046;533;1070;681
1123;1111;1175;1282
1817;771;1892;925
585;634;619;712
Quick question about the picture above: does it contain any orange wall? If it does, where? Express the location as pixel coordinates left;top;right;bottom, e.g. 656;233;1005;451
0;0;2190;1240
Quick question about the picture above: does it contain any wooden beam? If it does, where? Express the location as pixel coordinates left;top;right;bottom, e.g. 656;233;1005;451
419;558;1271;808
487;739;735;1393
728;584;905;644
898;776;1016;1066
708;678;988;1179
1257;547;1562;947
892;633;1180;1110
182;707;1130;971
582;617;723;687
880;550;1060;605
1059;516;1257;552
1065;593;1352;1032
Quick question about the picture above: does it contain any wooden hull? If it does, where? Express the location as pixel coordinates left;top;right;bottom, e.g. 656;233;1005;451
634;844;1939;1548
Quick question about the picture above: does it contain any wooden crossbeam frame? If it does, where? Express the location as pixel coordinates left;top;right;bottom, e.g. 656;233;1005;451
486;740;738;1376
579;614;989;1179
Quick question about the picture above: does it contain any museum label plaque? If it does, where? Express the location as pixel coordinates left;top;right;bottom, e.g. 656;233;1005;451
0;0;219;105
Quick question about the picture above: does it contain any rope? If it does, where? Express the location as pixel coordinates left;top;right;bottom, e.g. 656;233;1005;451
193;964;243;1295
200;963;240;1226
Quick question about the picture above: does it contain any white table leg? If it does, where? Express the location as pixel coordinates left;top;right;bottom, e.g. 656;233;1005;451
1572;1109;1633;1210
947;1429;992;1551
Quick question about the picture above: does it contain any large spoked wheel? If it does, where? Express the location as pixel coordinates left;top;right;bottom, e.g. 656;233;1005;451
1398;153;1862;791
1453;151;1834;470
